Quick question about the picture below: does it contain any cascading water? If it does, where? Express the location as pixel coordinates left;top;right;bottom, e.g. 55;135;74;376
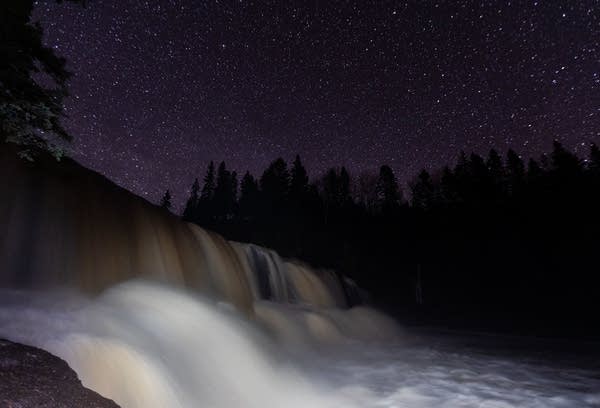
1;148;599;407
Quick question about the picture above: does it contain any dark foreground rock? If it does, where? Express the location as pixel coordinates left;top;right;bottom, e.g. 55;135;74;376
0;339;119;408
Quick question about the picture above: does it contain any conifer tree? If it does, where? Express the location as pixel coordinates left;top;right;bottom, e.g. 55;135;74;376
551;141;581;175
487;149;505;197
376;165;402;215
411;170;435;209
160;190;172;210
506;149;525;195
239;171;259;218
197;161;216;223
201;161;216;201
260;158;289;213
1;0;84;159
213;161;236;219
290;155;309;201
182;178;200;221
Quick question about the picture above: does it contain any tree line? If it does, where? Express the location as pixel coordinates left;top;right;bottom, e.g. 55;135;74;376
163;141;600;336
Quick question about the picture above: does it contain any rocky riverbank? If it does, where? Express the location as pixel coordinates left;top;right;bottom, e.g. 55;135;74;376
0;339;119;407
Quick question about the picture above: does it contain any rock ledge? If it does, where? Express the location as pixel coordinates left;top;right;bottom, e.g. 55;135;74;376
0;339;119;407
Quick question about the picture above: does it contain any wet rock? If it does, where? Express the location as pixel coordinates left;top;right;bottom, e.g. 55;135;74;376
0;339;119;408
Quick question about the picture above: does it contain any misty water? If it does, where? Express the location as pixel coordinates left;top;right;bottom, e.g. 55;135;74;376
1;281;599;408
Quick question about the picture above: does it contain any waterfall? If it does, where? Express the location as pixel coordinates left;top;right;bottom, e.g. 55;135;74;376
1;148;599;408
0;146;400;407
0;148;366;314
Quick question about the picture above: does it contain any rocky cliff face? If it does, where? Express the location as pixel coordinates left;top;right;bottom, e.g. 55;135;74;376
0;339;119;407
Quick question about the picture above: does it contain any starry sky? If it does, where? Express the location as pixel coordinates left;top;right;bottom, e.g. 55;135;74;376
36;0;599;208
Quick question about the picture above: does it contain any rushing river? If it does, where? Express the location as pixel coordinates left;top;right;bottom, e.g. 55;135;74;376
1;281;598;408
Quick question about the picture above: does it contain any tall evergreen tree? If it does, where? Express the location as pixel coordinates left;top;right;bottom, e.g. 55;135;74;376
182;178;200;221
487;149;505;197
1;0;83;159
411;170;435;209
506;149;525;195
440;166;459;205
355;172;379;213
339;167;352;205
196;161;216;223
321;167;353;213
290;155;309;200
239;171;259;219
551;141;581;176
160;190;172;210
200;161;216;201
527;158;543;182
213;161;237;219
469;152;493;201
376;165;402;215
260;158;289;212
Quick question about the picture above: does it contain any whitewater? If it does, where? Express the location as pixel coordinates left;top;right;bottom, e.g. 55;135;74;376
1;281;598;408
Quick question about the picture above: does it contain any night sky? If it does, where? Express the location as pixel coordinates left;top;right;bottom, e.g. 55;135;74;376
36;1;599;209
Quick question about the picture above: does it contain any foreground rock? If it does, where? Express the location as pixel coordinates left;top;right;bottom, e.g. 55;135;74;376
0;339;119;408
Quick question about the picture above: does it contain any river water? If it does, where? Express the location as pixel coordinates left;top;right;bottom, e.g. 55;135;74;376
1;281;598;408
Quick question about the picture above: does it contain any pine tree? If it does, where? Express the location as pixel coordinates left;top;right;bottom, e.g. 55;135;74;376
160;190;172;210
213;161;237;219
469;152;492;201
487;149;505;196
239;171;259;219
527;158;543;182
551;140;581;175
197;161;216;223
411;169;435;209
339;167;352;205
182;178;200;221
355;172;379;213
201;161;216;201
260;158;289;213
376;165;402;215
1;0;84;159
290;155;309;200
440;166;459;205
321;166;353;212
506;149;525;195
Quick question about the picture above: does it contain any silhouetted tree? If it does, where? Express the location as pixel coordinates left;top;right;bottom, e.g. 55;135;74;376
260;158;289;214
527;158;543;182
289;155;309;202
239;171;259;219
321;167;353;211
160;190;172;210
506;149;525;195
469;152;492;201
440;166;459;205
551;140;581;177
376;165;402;215
1;0;84;159
411;170;435;209
487;149;505;198
182;178;200;221
339;167;352;205
213;162;237;220
197;161;216;222
355;172;379;213
201;161;216;201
